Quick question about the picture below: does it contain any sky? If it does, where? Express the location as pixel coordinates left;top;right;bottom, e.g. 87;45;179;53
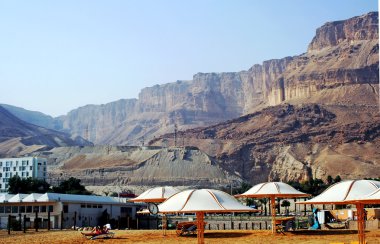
0;0;378;117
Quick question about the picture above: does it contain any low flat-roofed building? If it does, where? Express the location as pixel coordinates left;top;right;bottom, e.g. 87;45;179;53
0;192;141;229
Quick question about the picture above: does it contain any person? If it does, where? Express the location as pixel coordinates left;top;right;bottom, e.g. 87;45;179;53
102;225;109;234
81;226;102;236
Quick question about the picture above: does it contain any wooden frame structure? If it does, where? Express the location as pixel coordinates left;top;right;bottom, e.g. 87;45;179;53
235;182;310;234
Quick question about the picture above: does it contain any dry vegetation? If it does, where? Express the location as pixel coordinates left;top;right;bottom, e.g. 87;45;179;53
0;229;380;244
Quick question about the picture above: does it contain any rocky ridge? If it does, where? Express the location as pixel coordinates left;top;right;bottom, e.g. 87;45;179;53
5;12;377;146
0;106;92;157
150;103;380;184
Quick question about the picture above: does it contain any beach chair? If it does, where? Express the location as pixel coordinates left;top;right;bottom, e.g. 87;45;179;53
81;227;115;240
88;232;115;240
176;221;207;236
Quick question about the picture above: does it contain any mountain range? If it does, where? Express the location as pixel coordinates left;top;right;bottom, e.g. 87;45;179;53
1;12;378;192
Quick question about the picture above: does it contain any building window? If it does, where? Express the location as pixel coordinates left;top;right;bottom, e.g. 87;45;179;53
0;206;4;213
30;166;33;170
40;206;47;212
33;206;39;213
48;205;53;212
97;205;102;208
26;172;29;177
86;204;91;208
13;167;16;171
26;206;32;213
63;205;68;213
19;206;25;213
5;206;11;213
0;162;2;166
81;204;86;208
12;206;18;213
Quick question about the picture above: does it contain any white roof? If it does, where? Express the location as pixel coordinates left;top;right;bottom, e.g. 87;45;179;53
344;188;380;204
130;186;180;203
8;194;29;202
38;193;121;204
158;189;257;213
236;182;309;198
0;194;15;203
22;193;43;202
298;180;380;204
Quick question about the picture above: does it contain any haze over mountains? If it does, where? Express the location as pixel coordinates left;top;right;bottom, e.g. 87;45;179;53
1;12;379;193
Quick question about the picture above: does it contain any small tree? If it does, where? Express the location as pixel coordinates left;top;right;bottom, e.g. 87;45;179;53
52;177;92;195
8;176;50;194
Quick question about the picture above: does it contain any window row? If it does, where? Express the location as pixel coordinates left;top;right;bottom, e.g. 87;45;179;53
0;205;54;214
80;204;103;209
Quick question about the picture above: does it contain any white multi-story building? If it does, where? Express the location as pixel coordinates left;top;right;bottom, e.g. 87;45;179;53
0;157;47;192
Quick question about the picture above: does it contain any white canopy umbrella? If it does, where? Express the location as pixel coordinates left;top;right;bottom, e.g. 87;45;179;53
297;180;380;244
297;180;380;205
159;189;258;244
129;186;179;203
235;182;310;233
129;186;180;235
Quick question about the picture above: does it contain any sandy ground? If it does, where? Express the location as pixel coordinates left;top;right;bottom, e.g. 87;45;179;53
0;229;379;244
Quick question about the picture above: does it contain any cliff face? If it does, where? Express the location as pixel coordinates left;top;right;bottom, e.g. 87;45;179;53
58;12;378;145
268;12;379;106
5;12;378;147
308;12;378;51
151;103;380;184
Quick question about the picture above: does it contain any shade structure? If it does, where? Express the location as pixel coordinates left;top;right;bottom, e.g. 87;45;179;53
129;186;180;236
159;189;258;244
297;180;380;244
297;180;380;205
345;188;380;204
235;182;310;234
129;186;180;203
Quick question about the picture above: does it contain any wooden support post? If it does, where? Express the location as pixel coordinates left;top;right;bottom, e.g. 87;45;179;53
271;196;276;234
23;215;26;233
74;211;77;230
60;211;63;230
35;211;38;232
356;203;365;244
196;212;205;244
8;215;11;235
19;213;22;231
48;210;51;230
162;215;167;236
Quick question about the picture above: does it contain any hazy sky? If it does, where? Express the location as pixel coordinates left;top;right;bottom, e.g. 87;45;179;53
0;1;377;117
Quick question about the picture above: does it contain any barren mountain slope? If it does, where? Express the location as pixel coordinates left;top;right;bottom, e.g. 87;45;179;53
33;146;241;194
150;103;380;184
0;106;92;157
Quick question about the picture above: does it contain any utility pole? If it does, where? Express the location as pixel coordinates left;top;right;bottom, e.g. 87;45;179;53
174;124;178;147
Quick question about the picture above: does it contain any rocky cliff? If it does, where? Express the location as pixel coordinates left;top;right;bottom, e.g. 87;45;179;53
3;12;378;148
150;103;380;184
55;12;378;145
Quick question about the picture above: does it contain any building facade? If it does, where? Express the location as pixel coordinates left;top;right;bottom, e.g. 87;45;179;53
0;157;47;192
0;193;140;229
